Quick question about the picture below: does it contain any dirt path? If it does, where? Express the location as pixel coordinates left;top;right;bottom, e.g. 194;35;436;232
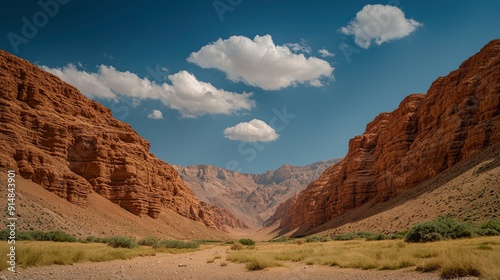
0;245;460;280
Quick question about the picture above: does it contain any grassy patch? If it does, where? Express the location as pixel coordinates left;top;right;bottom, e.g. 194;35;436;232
0;241;156;270
157;240;200;249
238;238;255;245
269;236;294;243
225;236;500;277
106;236;138;249
138;236;160;248
230;242;244;250
332;231;404;241
227;250;281;271
0;230;77;242
305;235;329;242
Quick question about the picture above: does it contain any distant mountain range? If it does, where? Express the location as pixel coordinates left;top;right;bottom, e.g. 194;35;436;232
175;159;341;229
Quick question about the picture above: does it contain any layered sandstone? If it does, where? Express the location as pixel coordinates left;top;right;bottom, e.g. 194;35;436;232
276;40;500;234
0;50;245;231
175;159;340;228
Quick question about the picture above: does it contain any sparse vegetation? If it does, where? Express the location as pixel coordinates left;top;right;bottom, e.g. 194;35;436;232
157;240;200;249
405;216;500;243
227;250;281;271
225;236;500;277
138;236;160;248
480;219;500;233
332;231;406;241
305;235;329;242
238;238;255;245
230;242;244;250
106;236;138;249
0;241;156;270
269;236;294;243
0;230;77;242
83;236;109;244
332;231;404;241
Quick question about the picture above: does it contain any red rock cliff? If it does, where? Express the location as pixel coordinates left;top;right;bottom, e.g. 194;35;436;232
277;40;500;233
0;50;245;231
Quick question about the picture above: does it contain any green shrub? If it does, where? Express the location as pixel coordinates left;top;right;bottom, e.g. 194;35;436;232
45;231;77;242
332;233;357;241
305;235;328;242
0;229;9;240
83;236;109;244
238;238;255;246
193;239;221;244
405;216;480;243
158;240;199;249
420;232;444;242
0;230;77;242
366;233;387;241
480;220;500;233
270;236;293;243
138;236;160;248
332;231;398;241
107;236;138;249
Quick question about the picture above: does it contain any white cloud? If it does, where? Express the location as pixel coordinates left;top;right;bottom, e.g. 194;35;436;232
224;119;279;142
340;4;422;49
147;109;164;119
284;39;311;54
41;64;255;118
318;49;334;57
41;64;117;100
187;35;334;90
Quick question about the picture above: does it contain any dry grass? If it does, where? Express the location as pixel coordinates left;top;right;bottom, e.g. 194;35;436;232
226;250;281;271
226;236;500;277
206;254;222;263
0;241;201;271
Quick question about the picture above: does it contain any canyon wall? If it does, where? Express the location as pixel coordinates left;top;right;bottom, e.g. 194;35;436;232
0;50;245;231
274;40;500;234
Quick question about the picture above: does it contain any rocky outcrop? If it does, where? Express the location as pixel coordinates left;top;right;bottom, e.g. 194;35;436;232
276;39;500;234
175;159;341;228
0;50;245;231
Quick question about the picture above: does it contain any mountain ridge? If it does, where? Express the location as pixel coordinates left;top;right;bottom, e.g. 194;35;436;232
175;158;342;228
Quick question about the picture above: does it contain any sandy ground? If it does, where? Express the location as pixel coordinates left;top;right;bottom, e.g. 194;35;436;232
0;245;458;280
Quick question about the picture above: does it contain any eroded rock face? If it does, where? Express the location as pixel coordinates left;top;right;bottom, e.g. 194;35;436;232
276;40;500;234
0;50;245;231
175;159;341;228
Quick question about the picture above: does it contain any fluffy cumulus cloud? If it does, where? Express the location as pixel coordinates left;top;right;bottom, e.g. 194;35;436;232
41;64;117;100
147;109;164;119
224;119;279;142
187;35;333;90
318;48;334;57
41;65;255;118
340;4;422;49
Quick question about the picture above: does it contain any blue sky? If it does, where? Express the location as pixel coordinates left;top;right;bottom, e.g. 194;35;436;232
2;0;499;173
